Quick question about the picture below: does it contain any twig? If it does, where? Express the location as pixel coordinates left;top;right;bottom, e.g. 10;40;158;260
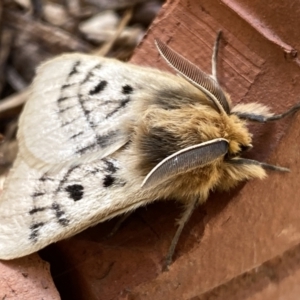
0;29;13;96
6;67;28;92
94;7;133;57
31;0;44;19
3;10;91;52
0;89;29;114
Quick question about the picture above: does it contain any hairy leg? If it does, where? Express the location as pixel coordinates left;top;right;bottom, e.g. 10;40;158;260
212;31;222;81
234;103;300;122
164;197;198;270
107;212;132;238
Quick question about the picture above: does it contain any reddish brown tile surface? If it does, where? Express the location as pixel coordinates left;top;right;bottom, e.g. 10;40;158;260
46;0;300;298
0;254;60;299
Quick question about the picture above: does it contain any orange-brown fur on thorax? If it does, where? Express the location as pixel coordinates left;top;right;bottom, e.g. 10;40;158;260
130;84;265;203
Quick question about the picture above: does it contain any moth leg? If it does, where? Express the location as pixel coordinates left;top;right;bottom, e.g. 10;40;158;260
229;158;290;172
236;103;300;122
164;197;198;271
107;212;132;238
211;31;222;81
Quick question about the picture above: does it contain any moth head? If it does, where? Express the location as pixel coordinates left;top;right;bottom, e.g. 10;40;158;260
224;113;253;156
139;110;254;192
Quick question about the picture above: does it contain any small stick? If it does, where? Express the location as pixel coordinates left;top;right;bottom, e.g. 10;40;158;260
94;7;133;57
211;30;222;82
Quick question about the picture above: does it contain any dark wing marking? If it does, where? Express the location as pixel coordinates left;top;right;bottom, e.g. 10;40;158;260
18;55;135;172
27;157;125;243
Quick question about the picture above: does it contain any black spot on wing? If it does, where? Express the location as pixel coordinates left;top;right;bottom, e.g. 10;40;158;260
76;130;119;155
81;63;102;84
29;222;45;241
65;184;84;201
89;80;108;95
61;118;78;128
29;231;38;241
29;207;46;214
77;93;95;129
39;174;54;182
103;175;115;187
51;203;70;226
102;158;125;187
70;131;84;139
76;131;116;155
30;222;45;230
122;85;133;94
103;158;118;173
89;167;101;175
56;165;79;193
61;84;74;90
57;97;69;103
69;61;80;77
76;142;97;155
106;98;130;119
97;131;118;148
59;104;77;114
32;192;45;197
58;219;69;226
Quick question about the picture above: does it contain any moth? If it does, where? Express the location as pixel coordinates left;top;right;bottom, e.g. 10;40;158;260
0;32;299;268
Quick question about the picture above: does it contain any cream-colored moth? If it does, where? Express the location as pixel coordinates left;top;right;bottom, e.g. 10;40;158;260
0;32;299;267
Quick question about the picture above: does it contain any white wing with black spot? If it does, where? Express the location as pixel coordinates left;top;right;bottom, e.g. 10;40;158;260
18;54;137;171
0;53;194;259
0;153;148;259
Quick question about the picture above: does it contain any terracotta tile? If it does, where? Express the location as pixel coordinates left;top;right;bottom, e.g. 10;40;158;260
0;254;60;299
